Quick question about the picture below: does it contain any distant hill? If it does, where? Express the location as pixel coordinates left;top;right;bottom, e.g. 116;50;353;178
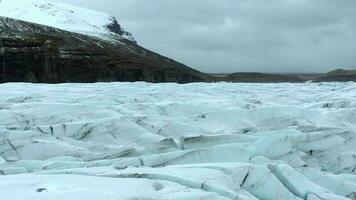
220;69;356;83
315;69;356;82
326;69;356;76
221;72;304;83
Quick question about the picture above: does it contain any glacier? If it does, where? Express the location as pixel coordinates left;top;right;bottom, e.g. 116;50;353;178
0;82;356;200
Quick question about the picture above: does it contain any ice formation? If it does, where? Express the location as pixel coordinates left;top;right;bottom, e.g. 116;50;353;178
0;82;355;200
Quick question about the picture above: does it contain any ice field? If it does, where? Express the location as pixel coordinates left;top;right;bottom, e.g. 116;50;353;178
0;82;356;200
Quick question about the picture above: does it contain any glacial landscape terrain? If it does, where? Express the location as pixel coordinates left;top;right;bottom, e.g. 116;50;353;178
1;0;356;200
0;82;356;200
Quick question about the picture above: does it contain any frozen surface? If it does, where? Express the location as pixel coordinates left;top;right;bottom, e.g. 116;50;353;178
0;82;356;200
0;0;134;41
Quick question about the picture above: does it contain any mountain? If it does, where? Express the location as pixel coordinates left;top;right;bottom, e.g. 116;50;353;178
0;0;209;83
315;69;356;82
0;0;135;42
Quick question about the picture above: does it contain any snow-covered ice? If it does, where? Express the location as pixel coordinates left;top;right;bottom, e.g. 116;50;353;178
0;82;356;200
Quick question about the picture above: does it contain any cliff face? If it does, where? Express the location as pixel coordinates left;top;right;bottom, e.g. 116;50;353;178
0;17;209;83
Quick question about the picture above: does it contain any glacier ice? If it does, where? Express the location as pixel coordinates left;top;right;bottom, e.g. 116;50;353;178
0;82;355;199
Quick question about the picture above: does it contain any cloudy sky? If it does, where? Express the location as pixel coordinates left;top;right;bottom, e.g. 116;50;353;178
58;0;356;73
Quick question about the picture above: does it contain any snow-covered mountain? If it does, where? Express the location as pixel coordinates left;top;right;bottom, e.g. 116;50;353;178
0;0;135;42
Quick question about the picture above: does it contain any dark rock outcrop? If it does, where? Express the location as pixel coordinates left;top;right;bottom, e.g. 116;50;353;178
0;16;210;83
106;17;135;43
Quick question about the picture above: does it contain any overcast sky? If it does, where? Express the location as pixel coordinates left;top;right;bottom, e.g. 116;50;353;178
58;0;356;73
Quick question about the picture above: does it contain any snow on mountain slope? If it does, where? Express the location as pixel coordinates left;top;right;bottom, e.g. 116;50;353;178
0;82;356;200
0;0;135;42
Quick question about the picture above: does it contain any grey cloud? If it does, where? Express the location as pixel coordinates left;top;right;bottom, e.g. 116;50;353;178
56;0;356;73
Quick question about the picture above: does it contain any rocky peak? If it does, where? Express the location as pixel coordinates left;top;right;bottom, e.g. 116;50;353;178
106;17;135;43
